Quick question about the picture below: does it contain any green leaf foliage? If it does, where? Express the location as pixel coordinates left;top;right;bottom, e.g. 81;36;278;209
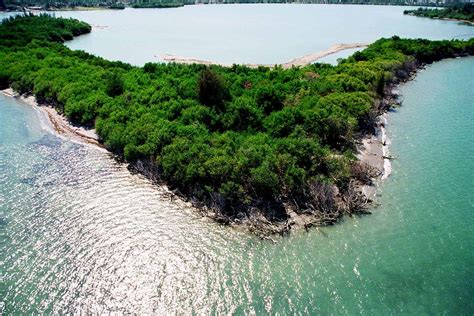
1;15;473;218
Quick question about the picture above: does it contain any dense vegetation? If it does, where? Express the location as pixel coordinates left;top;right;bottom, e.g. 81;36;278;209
1;15;473;228
0;14;91;45
131;1;184;8
404;4;474;23
2;0;116;10
109;3;125;9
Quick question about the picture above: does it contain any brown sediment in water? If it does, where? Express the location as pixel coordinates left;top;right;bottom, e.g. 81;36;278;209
159;43;369;68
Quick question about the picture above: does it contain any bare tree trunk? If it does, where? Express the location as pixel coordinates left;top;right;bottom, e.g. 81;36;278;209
341;179;370;214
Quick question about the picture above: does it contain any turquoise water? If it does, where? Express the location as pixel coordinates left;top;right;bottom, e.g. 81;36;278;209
1;51;473;313
5;5;471;66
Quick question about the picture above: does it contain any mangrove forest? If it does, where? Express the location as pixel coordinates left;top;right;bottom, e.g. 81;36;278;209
1;14;473;232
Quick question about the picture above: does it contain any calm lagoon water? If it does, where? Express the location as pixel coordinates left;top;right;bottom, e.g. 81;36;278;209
40;5;474;65
1;6;473;314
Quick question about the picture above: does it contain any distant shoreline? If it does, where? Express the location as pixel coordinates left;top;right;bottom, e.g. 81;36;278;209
0;2;446;13
403;5;474;25
405;12;474;26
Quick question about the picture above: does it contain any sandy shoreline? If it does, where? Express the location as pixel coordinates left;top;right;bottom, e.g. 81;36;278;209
160;43;368;68
354;63;428;200
357;113;392;198
1;88;103;148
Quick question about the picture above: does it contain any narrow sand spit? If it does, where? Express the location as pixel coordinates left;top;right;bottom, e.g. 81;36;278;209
160;54;215;66
1;88;102;148
437;18;474;25
159;43;369;68
281;43;368;68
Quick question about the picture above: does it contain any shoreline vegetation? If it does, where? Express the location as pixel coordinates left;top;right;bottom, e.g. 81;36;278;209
1;15;473;236
160;43;369;68
404;4;474;24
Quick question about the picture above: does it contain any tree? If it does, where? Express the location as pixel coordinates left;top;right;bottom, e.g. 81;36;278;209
106;72;124;97
198;67;229;111
255;84;283;114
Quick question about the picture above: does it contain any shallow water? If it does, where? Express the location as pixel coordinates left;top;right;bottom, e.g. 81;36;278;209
1;52;473;313
7;5;470;66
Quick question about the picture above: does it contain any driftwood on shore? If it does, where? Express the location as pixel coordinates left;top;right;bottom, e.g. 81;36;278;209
0;89;102;148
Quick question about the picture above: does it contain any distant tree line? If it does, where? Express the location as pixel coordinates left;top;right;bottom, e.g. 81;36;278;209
2;0;472;11
404;3;474;22
1;15;473;226
131;0;184;8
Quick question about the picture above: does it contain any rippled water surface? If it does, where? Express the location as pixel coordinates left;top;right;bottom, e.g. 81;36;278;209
5;5;471;65
1;57;473;313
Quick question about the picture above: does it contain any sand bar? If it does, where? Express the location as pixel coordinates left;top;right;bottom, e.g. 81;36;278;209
160;42;369;68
